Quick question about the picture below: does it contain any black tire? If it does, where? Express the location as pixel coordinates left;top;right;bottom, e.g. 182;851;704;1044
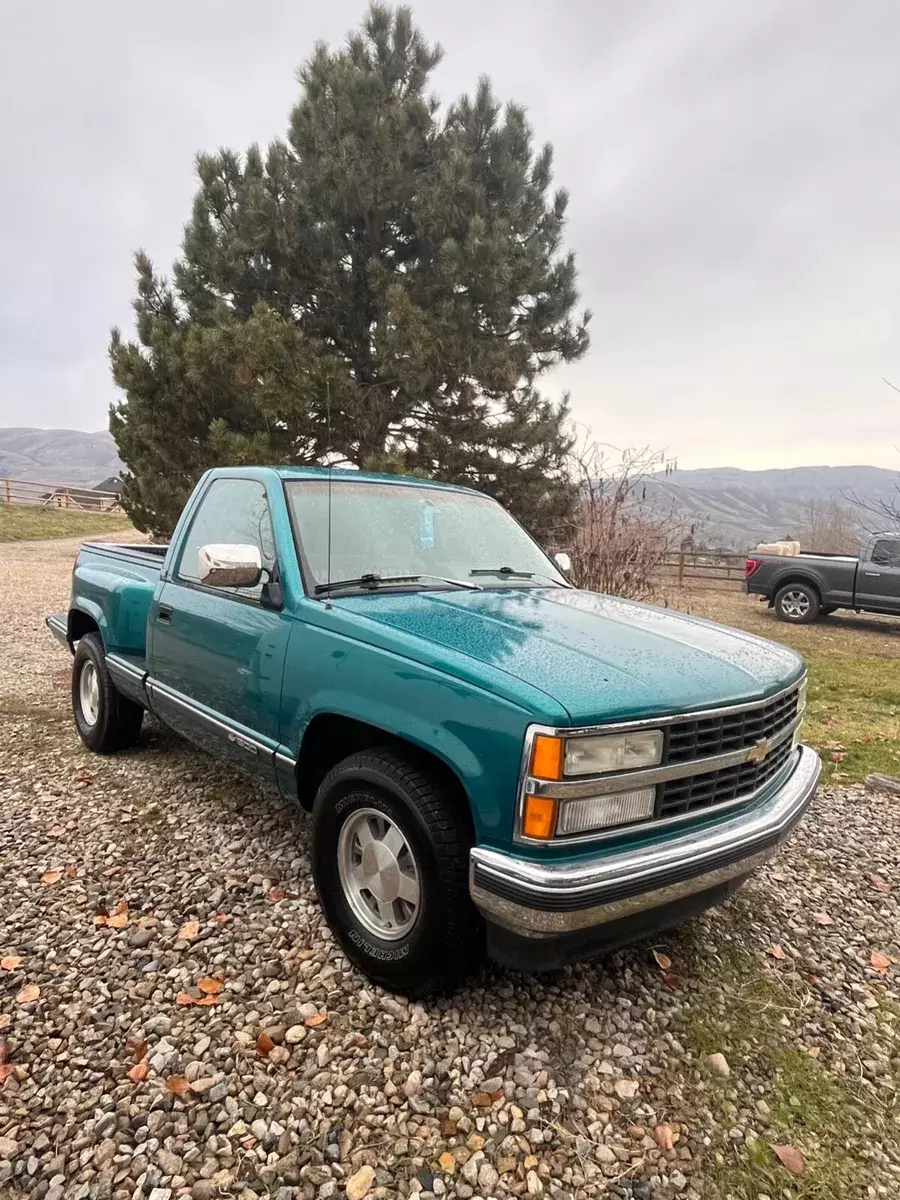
72;632;144;753
774;582;820;624
310;747;483;993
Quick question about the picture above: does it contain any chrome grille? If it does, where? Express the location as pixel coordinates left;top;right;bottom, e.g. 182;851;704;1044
658;736;794;819
666;686;800;765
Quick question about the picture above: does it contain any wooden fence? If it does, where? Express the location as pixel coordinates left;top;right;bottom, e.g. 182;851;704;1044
657;551;749;589
0;478;124;513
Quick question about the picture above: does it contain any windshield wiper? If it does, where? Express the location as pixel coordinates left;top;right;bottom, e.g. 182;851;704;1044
469;567;569;587
315;572;482;596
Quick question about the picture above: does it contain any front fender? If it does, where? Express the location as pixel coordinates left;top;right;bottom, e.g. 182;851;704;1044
280;623;546;847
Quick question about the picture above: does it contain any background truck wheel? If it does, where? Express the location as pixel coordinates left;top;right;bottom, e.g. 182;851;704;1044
310;747;482;993
774;583;820;624
72;632;144;753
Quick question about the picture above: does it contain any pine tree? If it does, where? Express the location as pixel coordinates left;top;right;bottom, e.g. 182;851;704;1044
110;4;590;536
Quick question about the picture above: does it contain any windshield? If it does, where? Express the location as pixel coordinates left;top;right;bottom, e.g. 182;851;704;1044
286;479;568;592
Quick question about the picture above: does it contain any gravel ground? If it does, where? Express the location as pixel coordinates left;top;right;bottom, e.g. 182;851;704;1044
2;535;900;1200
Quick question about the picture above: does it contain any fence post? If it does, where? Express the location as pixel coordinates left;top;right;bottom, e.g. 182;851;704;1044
3;479;9;504
677;553;685;585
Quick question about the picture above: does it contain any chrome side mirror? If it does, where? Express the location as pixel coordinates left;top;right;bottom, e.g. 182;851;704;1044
553;551;572;575
198;543;262;588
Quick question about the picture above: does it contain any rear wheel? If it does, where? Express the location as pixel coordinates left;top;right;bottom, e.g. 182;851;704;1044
72;632;144;753
310;747;482;993
774;583;820;624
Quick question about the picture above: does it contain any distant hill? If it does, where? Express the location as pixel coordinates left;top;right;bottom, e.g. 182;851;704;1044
0;428;123;487
643;465;900;550
1;429;896;548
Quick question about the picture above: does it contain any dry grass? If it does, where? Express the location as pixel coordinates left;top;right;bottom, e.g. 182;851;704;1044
0;504;133;542
666;585;900;784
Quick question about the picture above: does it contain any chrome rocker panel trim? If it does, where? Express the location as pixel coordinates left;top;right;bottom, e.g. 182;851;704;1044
106;654;148;684
471;744;821;937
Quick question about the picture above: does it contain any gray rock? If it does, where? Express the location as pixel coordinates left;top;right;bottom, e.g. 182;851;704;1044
613;1079;639;1100
157;1149;183;1177
94;1114;118;1140
145;1016;172;1037
477;1162;499;1193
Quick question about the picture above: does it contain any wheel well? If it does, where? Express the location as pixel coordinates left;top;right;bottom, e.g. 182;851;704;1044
68;609;101;646
775;577;821;601
294;713;469;813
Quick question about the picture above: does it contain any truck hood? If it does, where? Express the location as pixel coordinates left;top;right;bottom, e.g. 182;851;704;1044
334;588;804;724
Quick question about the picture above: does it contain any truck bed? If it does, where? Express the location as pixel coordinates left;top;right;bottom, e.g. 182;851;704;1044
82;541;169;566
53;541;171;667
794;551;856;563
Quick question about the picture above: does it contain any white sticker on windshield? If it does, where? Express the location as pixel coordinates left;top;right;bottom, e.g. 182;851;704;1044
418;502;435;550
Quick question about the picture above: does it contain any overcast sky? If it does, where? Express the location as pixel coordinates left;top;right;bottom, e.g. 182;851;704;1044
2;0;898;470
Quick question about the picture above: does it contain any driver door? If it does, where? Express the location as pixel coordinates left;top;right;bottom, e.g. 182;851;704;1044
857;537;900;615
147;476;291;781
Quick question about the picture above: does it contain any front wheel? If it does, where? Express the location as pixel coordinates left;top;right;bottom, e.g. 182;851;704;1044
310;748;482;993
774;583;820;624
72;632;144;753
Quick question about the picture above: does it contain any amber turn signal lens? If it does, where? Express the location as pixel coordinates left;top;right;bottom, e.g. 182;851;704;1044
521;794;557;839
530;734;563;780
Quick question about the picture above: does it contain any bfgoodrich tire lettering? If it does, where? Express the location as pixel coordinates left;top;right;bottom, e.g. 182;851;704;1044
72;632;144;753
310;747;482;993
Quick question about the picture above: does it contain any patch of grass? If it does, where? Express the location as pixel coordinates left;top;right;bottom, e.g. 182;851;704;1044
676;949;879;1198
138;805;165;825
0;503;132;542
803;654;900;784
669;587;900;784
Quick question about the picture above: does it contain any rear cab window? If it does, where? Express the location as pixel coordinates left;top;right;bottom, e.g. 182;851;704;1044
870;538;900;567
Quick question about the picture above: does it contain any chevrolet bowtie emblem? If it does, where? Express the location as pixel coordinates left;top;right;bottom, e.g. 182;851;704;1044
747;739;772;764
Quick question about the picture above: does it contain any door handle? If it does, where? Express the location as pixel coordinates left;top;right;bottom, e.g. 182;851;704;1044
864;571;881;577
157;603;173;624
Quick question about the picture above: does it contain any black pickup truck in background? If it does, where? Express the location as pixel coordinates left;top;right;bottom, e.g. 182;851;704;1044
746;532;900;624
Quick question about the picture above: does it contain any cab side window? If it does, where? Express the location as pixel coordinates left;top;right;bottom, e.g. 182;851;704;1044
177;478;276;599
871;538;900;567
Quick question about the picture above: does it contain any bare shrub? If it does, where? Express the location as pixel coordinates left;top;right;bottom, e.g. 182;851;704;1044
792;498;860;554
562;441;686;600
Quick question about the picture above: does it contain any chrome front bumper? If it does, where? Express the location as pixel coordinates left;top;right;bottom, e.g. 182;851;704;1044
470;744;821;937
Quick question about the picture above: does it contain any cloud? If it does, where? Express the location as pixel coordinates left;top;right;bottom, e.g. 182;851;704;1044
1;0;898;468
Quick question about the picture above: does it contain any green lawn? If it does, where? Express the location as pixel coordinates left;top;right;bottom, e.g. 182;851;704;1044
675;935;882;1199
669;586;900;785
0;503;133;542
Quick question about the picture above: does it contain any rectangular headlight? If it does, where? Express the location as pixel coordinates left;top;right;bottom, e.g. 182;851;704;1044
564;729;664;776
557;787;656;835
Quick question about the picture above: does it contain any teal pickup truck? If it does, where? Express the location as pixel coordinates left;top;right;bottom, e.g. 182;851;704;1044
48;466;820;991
